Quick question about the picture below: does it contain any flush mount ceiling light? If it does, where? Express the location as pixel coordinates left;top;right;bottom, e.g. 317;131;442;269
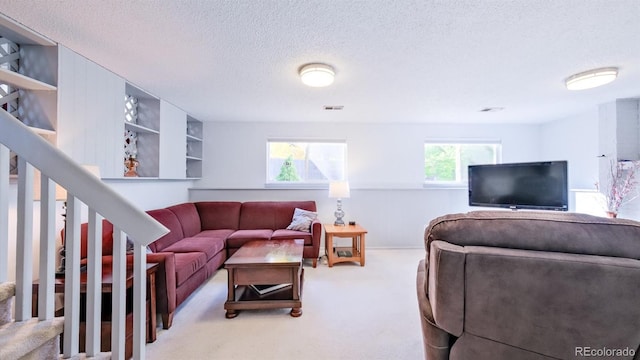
299;63;335;87
565;67;618;90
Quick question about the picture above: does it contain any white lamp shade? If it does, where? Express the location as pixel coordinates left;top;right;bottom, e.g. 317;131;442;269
329;181;350;199
299;63;335;87
565;67;618;90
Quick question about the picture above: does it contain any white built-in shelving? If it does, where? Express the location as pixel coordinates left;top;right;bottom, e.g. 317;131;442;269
0;13;56;47
1;13;58;175
124;83;160;178
186;115;203;178
0;67;56;91
124;121;160;135
2;13;204;181
597;99;640;196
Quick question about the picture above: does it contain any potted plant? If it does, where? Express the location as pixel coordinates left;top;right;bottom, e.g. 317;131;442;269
596;159;640;217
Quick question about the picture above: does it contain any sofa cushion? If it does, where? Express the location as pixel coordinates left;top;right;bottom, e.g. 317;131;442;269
162;236;226;261
174;252;207;287
286;208;317;231
239;201;317;230
167;203;201;238
195;229;235;240
195;202;242;230
275;201;317;229
226;229;273;249
147;209;185;252
271;229;313;245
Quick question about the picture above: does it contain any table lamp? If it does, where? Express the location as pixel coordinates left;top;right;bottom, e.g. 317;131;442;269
329;181;350;226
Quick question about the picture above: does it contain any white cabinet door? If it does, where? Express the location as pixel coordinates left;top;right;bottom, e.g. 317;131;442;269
57;46;125;178
159;100;186;179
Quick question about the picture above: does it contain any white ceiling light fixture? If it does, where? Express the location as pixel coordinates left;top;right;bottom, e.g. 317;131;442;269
565;67;618;90
299;63;335;87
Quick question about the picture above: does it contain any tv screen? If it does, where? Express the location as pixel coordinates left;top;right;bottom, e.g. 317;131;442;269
468;161;568;211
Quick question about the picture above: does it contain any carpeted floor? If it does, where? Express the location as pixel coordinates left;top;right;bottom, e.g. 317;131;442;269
145;248;425;360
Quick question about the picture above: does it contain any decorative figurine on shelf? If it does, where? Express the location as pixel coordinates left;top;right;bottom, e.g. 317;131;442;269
124;155;139;177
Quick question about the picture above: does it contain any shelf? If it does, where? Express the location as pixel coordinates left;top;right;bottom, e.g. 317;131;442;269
0;67;57;91
186;116;203;139
0;13;56;46
124;121;159;135
186;134;202;142
1;108;55;135
103;177;160;181
185;115;203;180
334;247;361;261
28;125;56;136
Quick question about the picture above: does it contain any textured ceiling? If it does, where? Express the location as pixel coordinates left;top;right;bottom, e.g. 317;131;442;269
0;0;639;124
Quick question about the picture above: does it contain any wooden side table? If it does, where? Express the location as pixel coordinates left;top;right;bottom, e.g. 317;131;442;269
324;224;367;267
32;262;159;358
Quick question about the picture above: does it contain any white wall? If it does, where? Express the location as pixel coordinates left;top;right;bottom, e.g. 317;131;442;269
104;180;192;211
196;121;542;188
191;121;545;248
539;108;600;190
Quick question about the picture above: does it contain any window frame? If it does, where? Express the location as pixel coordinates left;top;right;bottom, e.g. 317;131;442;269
423;139;502;188
265;139;348;188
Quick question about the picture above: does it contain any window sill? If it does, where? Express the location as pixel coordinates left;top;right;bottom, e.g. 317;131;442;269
422;182;467;190
264;182;329;190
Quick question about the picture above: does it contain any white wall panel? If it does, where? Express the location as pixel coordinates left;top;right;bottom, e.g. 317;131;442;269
197;121;542;189
57;46;125;178
541;108;599;190
192;121;546;247
106;180;190;211
159;101;186;179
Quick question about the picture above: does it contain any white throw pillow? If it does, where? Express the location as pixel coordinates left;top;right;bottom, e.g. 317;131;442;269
286;208;318;232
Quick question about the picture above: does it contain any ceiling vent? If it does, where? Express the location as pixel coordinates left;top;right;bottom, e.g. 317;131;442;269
324;105;344;110
479;107;504;112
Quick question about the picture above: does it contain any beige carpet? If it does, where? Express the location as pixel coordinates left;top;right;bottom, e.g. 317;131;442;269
145;248;426;360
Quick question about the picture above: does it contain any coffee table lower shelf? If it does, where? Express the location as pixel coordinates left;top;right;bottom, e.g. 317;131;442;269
224;269;304;318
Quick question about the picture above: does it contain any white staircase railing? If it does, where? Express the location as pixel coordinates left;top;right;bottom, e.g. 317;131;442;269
0;108;169;359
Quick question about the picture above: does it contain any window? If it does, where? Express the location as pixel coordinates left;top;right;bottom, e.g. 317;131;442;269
424;141;501;184
267;140;347;184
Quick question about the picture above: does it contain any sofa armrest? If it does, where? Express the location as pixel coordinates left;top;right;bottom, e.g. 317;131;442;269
79;251;177;329
429;240;465;337
416;259;452;360
310;218;322;249
145;252;177;321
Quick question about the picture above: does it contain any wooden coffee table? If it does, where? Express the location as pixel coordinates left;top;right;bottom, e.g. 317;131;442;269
224;239;304;318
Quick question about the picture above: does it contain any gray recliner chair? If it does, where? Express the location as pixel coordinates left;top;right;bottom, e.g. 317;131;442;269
416;210;640;359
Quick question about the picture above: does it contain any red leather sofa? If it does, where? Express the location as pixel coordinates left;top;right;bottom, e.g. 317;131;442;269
79;200;321;330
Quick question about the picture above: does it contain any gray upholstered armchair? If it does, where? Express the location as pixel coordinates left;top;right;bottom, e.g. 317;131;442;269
416;211;640;360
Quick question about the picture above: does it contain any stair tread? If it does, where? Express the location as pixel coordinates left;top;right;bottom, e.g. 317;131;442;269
0;282;15;302
0;282;15;327
66;352;112;360
0;317;64;359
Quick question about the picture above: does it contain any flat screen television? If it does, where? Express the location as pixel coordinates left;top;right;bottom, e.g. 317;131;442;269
468;161;568;211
